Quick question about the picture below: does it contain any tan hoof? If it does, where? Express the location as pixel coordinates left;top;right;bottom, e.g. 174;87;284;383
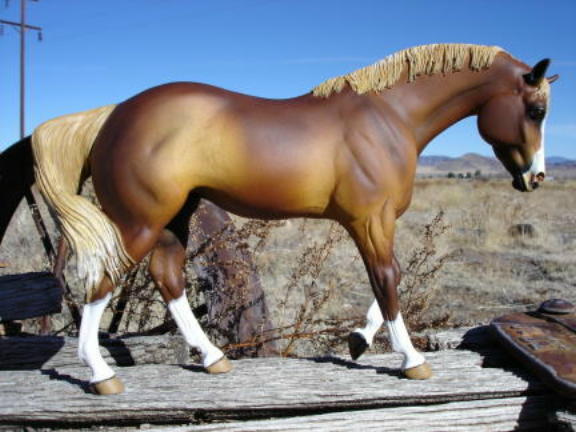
205;356;233;374
404;362;433;380
90;376;125;395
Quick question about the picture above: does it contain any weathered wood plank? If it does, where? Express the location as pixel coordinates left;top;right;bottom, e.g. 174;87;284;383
0;335;189;370
0;272;61;321
424;325;493;351
139;396;553;432
0;326;494;371
0;349;552;428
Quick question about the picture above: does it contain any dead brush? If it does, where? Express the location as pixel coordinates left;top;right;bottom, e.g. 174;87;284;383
185;211;283;358
275;222;345;356
398;210;453;333
107;257;166;335
206;212;454;358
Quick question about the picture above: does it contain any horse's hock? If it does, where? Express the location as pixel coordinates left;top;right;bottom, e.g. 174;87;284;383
0;327;574;432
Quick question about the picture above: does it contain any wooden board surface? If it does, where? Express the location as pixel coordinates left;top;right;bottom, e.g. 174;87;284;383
139;396;553;432
0;348;553;428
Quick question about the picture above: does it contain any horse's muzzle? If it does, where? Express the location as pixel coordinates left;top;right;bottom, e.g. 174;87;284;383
512;172;545;192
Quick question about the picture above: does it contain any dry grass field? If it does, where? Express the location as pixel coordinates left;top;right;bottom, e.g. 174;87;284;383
1;177;575;358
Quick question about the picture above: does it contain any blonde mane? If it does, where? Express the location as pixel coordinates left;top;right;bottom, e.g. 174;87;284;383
312;43;504;98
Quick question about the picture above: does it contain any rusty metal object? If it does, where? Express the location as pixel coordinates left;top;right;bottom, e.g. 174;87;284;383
539;298;575;315
491;303;576;398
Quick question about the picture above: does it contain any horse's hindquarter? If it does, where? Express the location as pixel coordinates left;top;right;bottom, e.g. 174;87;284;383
92;84;340;223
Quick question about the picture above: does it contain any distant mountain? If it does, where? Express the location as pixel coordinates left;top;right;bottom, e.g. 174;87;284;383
547;156;576;165
417;153;576;178
418;155;453;166
418;153;502;176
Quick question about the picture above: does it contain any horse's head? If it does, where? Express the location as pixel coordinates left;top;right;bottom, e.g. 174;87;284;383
477;59;559;192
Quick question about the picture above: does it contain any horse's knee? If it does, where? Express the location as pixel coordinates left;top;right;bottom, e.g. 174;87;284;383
372;264;400;320
149;230;187;302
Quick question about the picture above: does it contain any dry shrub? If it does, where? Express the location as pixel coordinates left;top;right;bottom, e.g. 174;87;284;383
275;222;346;356
187;213;284;357
106;258;166;335
399;210;453;332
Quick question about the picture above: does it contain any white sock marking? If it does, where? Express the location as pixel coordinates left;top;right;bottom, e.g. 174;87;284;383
529;119;546;176
168;293;224;368
78;293;115;383
386;313;426;370
356;300;425;370
353;300;383;345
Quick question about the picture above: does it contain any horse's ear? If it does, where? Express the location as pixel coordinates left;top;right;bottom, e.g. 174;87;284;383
547;74;559;84
523;59;550;86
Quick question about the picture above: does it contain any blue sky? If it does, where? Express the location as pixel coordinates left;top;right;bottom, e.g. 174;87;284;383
1;0;575;156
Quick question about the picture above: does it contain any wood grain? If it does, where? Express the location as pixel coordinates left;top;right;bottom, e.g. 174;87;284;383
0;349;553;428
143;396;553;432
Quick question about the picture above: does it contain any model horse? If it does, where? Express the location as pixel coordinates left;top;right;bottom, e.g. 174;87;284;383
0;44;557;395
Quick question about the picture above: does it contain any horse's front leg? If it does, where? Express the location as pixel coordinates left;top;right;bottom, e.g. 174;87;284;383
346;204;431;379
348;255;401;360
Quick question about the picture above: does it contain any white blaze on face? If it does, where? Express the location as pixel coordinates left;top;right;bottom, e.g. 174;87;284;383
522;117;547;191
529;118;547;177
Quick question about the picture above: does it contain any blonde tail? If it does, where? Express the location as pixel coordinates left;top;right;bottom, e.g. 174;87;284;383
32;105;134;298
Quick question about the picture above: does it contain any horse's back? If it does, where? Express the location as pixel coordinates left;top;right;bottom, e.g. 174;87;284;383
91;82;340;221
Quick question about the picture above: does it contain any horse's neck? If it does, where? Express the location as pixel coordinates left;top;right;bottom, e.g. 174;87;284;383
380;59;514;155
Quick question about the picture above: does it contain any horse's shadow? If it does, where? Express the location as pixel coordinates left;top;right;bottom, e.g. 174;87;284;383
70;337;136;393
8;335;138;394
40;368;91;394
306;355;404;378
180;364;206;373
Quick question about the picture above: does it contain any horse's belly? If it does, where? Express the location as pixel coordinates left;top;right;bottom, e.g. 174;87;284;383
201;177;331;219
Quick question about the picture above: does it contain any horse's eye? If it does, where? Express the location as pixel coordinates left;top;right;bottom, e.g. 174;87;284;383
527;106;546;122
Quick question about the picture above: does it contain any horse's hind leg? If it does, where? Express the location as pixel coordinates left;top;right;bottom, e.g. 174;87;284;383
149;210;232;374
78;220;171;394
78;276;125;395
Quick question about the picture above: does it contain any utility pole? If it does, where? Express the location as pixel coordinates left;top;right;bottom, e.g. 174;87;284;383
1;1;53;262
0;0;43;139
1;2;78;333
2;1;82;331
